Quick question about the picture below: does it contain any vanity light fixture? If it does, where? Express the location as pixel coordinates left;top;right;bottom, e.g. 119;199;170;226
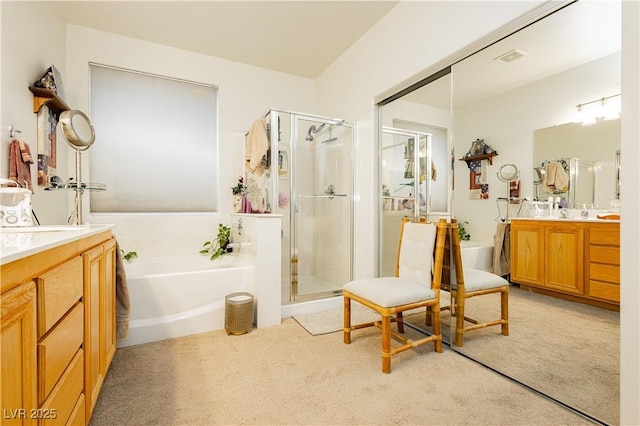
575;94;621;125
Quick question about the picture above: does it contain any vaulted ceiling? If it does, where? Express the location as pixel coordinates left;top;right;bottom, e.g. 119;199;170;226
54;1;399;79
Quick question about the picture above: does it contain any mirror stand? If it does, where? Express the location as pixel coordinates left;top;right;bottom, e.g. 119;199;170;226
44;109;106;225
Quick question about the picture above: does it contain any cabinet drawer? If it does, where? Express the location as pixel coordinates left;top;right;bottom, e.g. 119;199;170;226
589;263;620;284
36;256;83;337
38;303;84;404
589;280;620;303
65;393;85;426
589;225;620;246
589;245;620;265
40;349;84;426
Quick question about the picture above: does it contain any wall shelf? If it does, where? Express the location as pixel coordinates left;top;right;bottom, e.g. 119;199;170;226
28;86;70;113
458;152;498;168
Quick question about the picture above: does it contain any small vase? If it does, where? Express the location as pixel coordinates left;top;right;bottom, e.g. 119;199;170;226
233;194;243;213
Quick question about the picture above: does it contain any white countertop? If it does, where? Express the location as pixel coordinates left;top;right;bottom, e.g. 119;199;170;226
0;224;114;265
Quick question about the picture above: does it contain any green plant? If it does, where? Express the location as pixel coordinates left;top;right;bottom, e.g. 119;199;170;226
458;221;471;241
231;176;247;195
120;250;138;262
200;223;232;260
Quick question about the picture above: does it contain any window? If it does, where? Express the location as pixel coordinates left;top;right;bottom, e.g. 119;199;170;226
89;64;218;213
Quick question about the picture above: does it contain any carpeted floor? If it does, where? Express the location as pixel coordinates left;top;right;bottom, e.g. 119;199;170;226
293;286;619;425
90;313;599;425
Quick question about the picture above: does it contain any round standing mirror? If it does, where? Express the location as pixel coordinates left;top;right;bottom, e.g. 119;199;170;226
497;163;520;182
59;110;95;151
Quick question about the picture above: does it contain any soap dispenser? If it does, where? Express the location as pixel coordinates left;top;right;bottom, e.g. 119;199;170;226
581;204;589;219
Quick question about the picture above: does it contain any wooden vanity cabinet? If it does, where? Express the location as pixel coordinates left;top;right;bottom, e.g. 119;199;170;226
511;219;619;309
1;230;115;426
83;239;117;421
543;222;585;295
510;222;544;286
1;282;37;426
586;222;620;303
511;220;584;294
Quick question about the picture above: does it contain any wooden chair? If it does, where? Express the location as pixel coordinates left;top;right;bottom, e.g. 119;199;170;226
343;218;447;373
445;218;509;347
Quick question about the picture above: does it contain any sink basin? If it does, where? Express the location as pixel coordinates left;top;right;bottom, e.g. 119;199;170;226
1;225;84;233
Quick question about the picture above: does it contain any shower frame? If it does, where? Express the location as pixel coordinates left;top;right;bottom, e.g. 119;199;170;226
248;109;355;304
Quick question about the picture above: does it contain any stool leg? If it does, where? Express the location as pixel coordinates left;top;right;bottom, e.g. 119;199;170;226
382;314;391;374
501;286;509;336
343;296;351;344
396;311;405;333
455;296;465;347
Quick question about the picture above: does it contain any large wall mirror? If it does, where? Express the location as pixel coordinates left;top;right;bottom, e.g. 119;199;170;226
378;1;620;424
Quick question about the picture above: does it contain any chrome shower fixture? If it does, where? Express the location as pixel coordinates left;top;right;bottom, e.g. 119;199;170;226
305;123;327;141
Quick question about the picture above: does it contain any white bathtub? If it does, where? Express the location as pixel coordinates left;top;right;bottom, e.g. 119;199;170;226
118;254;254;347
460;240;494;272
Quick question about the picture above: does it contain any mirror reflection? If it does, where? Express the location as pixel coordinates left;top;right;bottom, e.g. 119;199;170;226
379;1;620;424
533;119;620;208
378;74;452;279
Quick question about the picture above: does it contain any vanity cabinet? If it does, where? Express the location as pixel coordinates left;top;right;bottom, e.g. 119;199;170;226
83;239;116;421
1;229;115;426
586;222;620;303
511;219;619;309
1;282;37;426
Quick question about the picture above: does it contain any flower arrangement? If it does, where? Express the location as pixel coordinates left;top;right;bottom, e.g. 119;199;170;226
231;176;247;195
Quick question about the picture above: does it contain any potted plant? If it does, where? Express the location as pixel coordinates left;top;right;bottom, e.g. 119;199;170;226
458;220;471;241
200;223;232;260
232;176;247;213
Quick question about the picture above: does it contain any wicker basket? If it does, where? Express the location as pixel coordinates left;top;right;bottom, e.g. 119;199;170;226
225;292;254;335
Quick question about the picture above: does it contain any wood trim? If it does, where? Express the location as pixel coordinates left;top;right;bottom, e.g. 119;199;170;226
519;284;619;311
1;231;112;294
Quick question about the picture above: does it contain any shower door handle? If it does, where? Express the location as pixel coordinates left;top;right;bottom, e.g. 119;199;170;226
297;184;349;200
297;194;349;199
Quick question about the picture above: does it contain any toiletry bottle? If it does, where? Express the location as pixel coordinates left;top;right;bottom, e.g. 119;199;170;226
581;204;589;219
548;196;554;217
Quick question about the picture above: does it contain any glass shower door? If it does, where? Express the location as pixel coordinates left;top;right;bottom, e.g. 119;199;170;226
292;116;353;300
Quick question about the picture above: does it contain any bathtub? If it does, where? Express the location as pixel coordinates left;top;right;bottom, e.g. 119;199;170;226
118;254;254;347
460;240;494;272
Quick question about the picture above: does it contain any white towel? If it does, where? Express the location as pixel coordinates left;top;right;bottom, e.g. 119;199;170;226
479;159;489;184
245;117;269;175
492;222;510;277
542;161;569;193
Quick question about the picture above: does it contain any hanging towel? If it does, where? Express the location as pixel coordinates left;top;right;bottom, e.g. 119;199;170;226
115;240;131;340
9;139;34;192
245;117;270;176
542;161;569;193
479;159;489;184
492;222;511;277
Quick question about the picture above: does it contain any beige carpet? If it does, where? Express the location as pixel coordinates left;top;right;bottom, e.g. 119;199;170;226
295;287;618;425
90;316;596;426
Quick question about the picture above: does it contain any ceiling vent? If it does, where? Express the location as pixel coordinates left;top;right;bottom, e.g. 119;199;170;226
493;49;527;64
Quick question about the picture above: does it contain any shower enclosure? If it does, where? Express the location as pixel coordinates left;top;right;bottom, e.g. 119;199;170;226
379;126;450;277
244;110;354;303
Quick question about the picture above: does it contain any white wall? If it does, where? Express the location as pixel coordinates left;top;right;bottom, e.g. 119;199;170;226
63;25;315;255
453;53;620;244
620;1;640;424
1;1;71;224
